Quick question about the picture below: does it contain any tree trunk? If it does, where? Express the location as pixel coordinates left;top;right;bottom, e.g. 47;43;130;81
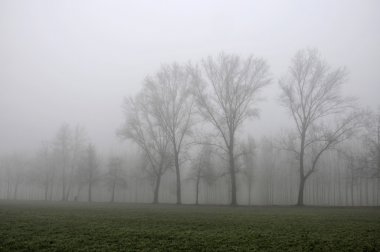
134;178;138;203
376;178;380;206
13;180;19;200
111;180;116;203
229;147;237;206
297;176;305;206
297;131;306;206
153;174;161;204
174;150;182;205
351;176;354;206
316;177;319;205
359;177;363;206
62;178;66;201
344;175;348;206
312;178;316;205
195;176;200;205
61;164;66;201
365;178;369;206
7;176;11;200
337;165;341;206
49;185;53;201
44;180;49;201
372;178;376;206
88;181;92;202
65;165;75;201
248;181;252;206
49;168;55;201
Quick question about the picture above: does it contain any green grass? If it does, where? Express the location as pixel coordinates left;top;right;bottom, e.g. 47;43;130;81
0;201;379;251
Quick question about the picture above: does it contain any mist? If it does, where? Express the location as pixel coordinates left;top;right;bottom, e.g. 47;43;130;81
0;1;380;250
1;0;379;153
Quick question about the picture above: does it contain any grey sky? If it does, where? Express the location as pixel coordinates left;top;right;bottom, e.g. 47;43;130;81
1;0;379;154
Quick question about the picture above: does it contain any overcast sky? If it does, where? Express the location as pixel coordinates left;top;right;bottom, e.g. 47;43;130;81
1;0;379;154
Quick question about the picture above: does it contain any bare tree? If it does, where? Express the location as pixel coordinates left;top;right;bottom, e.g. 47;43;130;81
4;157;12;200
34;142;54;201
2;153;27;200
240;136;256;205
53;124;72;201
188;145;215;205
118;94;172;204
362;108;380;178
259;137;277;205
80;143;98;202
360;108;380;204
65;126;87;201
339;146;366;206
190;53;270;206
279;48;361;206
144;63;194;205
105;156;127;203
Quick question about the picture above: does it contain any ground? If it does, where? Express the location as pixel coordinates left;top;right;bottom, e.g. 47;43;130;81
0;201;379;251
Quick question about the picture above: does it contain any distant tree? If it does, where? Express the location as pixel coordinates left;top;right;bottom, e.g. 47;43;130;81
118;94;172;204
259;137;277;205
80;144;98;202
279;48;362;206
1;153;27;200
190;53;270;206
358;108;380;205
4;157;12;200
339;146;366;206
105;156;127;202
240;136;256;205
362;108;380;178
188;145;216;205
34;142;54;201
143;63;194;205
65;126;87;201
53;123;72;201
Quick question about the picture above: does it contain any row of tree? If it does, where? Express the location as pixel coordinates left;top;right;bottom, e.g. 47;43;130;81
0;126;378;206
1;49;379;206
118;49;378;206
0;124;127;202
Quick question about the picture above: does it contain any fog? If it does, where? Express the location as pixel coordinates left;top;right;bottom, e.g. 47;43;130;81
0;1;379;206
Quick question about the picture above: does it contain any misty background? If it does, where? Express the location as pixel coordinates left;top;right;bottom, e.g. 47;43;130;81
0;1;379;206
1;0;379;153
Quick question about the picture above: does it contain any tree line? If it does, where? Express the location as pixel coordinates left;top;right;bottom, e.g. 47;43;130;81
1;49;379;206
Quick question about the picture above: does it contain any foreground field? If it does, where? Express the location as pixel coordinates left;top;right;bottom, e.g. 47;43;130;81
0;201;379;251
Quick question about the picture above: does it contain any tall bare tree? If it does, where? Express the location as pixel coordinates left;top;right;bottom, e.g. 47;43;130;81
80;143;98;202
361;108;380;204
188;145;215;205
363;108;380;178
279;49;361;206
2;153;27;200
34;142;54;201
118;94;172;204
240;136;256;205
65;126;87;201
259;137;277;205
53;123;72;201
144;63;194;205
191;53;270;206
339;145;366;206
105;156;127;203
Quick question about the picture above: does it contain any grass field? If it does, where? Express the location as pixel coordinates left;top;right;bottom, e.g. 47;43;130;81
0;201;379;251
